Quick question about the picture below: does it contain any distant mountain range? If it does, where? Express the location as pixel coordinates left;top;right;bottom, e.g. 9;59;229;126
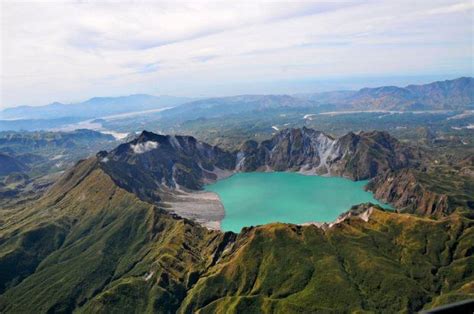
1;94;192;120
1;77;472;131
160;94;315;121
156;77;473;124
295;77;474;111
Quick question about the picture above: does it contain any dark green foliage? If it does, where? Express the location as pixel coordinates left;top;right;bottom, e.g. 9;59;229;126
0;223;67;294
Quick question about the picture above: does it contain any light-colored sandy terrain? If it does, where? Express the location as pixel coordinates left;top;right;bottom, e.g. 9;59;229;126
164;190;225;230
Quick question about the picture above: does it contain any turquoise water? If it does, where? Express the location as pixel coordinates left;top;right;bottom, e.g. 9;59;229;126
205;172;390;233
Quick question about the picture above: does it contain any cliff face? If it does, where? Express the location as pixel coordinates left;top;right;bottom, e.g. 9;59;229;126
98;131;236;203
367;152;474;217
85;128;432;228
236;127;415;180
367;169;450;216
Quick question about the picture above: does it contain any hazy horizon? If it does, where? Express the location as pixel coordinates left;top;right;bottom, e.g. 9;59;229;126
1;74;472;110
1;0;473;109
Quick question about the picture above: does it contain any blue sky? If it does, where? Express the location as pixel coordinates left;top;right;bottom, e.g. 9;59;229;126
1;0;473;109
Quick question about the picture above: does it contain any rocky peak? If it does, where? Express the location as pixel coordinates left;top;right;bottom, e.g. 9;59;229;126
97;131;236;204
136;130;168;144
236;128;413;179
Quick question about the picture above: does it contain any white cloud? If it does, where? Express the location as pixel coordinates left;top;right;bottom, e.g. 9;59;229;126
0;0;472;109
130;141;158;154
426;2;474;15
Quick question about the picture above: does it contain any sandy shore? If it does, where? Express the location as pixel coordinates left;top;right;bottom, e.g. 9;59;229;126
164;190;225;231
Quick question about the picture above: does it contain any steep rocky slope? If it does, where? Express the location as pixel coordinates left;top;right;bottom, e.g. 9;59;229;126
367;155;474;216
98;131;236;203
89;128;441;230
367;169;450;216
94;128;413;206
236;127;416;180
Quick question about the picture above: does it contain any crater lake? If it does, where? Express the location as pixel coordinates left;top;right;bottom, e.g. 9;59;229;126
205;172;391;232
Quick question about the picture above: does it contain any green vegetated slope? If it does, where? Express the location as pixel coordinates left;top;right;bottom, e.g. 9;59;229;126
0;156;472;313
180;208;474;313
0;158;226;313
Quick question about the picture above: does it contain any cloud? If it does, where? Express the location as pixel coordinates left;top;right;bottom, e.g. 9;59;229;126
130;141;158;154
426;2;474;15
192;55;218;63
134;62;161;74
1;0;473;109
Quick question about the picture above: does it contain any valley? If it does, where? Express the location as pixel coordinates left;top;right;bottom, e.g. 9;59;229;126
0;130;122;208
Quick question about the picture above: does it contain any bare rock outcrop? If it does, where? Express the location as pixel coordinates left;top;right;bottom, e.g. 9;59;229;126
367;169;450;216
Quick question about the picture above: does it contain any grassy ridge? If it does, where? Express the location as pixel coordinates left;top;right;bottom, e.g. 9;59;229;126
0;158;224;313
180;209;474;313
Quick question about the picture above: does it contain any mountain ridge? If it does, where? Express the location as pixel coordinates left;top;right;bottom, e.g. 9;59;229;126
236;127;416;180
2;77;472;124
295;77;474;110
1;94;192;120
158;77;473;123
